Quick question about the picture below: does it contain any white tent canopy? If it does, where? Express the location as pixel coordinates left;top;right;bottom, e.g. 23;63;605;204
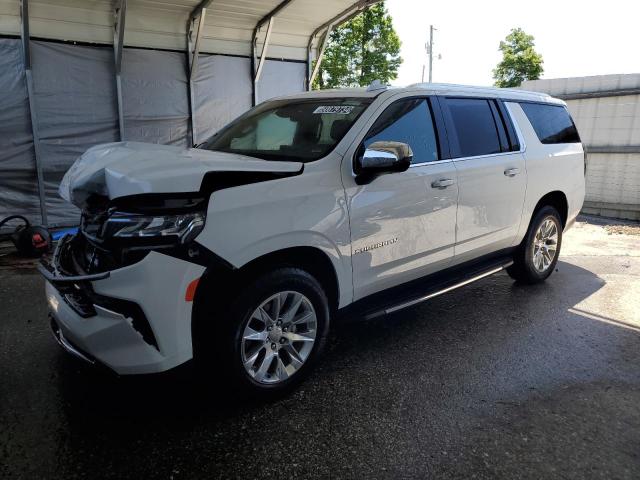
0;0;376;61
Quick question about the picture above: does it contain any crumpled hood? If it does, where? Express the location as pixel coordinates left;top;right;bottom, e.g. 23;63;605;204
59;142;303;208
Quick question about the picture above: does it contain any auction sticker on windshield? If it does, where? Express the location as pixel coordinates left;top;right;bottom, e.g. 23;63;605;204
313;105;355;114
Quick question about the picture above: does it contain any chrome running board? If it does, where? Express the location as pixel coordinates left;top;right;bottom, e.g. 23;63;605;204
365;261;513;320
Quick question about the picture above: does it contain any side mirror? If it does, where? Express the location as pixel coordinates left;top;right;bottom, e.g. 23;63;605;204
356;141;413;184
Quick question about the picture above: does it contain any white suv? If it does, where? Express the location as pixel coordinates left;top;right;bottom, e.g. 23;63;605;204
41;83;585;395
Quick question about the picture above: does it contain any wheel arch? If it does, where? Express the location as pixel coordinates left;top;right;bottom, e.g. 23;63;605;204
192;246;341;341
233;246;340;313
531;191;568;228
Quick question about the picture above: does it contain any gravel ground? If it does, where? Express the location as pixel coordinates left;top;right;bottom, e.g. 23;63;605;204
605;224;640;236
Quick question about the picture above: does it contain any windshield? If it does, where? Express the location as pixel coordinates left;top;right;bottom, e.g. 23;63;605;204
199;97;372;162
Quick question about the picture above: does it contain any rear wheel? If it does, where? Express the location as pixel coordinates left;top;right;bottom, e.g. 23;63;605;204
508;205;562;284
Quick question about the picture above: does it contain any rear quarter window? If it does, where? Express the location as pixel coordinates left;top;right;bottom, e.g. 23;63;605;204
520;103;581;144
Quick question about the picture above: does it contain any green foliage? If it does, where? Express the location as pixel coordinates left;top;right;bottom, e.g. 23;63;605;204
493;28;544;88
313;2;402;89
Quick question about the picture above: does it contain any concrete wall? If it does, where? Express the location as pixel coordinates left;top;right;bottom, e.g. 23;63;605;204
522;74;640;220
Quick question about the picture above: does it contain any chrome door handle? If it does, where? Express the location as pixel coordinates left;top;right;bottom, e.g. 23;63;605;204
504;168;520;177
431;178;455;189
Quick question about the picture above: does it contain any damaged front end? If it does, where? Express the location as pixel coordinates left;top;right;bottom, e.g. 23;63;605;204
39;193;211;356
42;192;209;278
76;194;207;273
40;141;305;373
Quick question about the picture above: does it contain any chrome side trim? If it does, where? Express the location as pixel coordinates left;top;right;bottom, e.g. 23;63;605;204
409;159;453;168
376;261;513;317
451;150;524;163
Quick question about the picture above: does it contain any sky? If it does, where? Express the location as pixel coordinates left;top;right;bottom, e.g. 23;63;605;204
385;0;640;87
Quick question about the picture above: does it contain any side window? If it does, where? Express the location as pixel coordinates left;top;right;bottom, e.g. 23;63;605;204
445;98;502;158
520;103;581;144
363;98;439;164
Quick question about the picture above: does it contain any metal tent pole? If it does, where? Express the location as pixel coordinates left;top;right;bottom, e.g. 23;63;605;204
186;0;212;146
251;0;295;106
19;0;47;226
306;0;381;91
307;25;333;89
113;0;127;141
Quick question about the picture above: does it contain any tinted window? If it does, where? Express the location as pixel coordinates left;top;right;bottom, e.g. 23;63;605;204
201;98;372;162
520;103;581;144
446;98;502;157
363;98;438;164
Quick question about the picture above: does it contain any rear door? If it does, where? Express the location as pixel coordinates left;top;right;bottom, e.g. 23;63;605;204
440;97;526;263
343;96;458;300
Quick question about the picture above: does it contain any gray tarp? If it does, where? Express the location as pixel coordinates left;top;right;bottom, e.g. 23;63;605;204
0;39;40;229
192;56;306;145
31;41;119;225
0;40;306;227
193;55;253;145
122;48;190;147
257;59;306;105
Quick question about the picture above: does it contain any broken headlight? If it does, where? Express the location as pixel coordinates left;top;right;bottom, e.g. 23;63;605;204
77;196;207;271
103;212;205;245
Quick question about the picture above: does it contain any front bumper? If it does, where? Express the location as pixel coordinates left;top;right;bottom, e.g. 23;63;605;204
49;313;97;365
42;236;205;375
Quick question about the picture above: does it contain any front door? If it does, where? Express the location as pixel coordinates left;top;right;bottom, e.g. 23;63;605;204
343;96;458;300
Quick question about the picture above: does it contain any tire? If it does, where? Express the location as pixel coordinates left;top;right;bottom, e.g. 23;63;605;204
508;205;563;284
194;267;330;397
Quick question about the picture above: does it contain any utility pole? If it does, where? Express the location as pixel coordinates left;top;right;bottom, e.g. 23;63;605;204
421;25;438;83
428;24;435;83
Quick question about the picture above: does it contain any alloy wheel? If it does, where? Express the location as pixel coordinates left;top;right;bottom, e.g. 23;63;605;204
531;217;559;273
241;291;317;384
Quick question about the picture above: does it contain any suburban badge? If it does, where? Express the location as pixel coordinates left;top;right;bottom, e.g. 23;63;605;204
354;237;398;255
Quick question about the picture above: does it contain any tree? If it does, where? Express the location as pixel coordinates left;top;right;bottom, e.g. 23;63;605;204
313;2;402;89
493;28;543;88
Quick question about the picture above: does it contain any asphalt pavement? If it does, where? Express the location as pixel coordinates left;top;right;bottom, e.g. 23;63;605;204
1;217;639;479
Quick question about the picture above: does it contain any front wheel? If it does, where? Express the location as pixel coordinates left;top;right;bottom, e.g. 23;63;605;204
508;205;563;284
240;289;320;385
195;267;330;397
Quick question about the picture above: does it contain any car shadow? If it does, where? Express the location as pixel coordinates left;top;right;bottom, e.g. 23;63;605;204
58;259;601;407
55;260;608;408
